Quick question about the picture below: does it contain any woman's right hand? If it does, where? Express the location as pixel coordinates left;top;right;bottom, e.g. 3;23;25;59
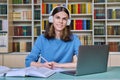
42;62;53;69
30;62;53;69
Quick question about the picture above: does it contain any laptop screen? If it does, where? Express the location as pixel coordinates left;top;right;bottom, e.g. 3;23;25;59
76;45;109;76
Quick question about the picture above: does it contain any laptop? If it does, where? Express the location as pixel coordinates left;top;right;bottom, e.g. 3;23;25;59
61;45;109;76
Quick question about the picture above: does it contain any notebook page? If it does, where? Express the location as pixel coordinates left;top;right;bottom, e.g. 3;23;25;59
0;66;10;74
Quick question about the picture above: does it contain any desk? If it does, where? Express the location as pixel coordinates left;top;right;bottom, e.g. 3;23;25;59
0;67;120;80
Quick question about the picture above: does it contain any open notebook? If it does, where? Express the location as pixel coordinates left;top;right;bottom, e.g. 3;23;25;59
0;66;56;77
0;66;70;77
0;66;10;74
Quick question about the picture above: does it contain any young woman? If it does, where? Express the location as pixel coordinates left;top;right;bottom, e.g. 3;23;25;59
25;6;81;69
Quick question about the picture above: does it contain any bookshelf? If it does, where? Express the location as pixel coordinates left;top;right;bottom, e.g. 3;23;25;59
11;0;32;53
0;0;120;67
93;0;120;53
6;0;42;53
93;0;120;67
0;54;2;65
107;0;120;52
0;0;9;53
93;0;106;46
67;0;93;45
33;0;41;43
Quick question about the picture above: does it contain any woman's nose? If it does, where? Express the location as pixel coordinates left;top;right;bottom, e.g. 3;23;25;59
59;18;63;23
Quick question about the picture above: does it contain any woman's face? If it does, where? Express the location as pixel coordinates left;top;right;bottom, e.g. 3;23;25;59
53;11;69;32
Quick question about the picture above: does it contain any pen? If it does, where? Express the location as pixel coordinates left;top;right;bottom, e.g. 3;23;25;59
40;54;48;62
41;56;48;62
39;54;53;69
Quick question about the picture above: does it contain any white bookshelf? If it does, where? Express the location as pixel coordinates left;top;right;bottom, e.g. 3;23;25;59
0;0;9;53
0;54;2;65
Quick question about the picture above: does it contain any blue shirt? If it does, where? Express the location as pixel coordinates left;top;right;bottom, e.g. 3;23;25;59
25;34;81;67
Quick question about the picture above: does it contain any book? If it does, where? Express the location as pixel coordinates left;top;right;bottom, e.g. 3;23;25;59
0;66;10;74
116;9;120;19
0;66;56;78
0;32;7;47
0;66;73;77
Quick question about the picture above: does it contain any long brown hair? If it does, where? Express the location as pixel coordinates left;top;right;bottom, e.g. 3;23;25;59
44;6;72;42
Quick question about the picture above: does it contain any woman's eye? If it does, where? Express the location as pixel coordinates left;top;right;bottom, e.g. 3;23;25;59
63;18;67;21
56;16;60;19
55;16;67;21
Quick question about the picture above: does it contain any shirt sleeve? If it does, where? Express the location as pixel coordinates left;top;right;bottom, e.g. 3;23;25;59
74;35;81;55
25;35;42;67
